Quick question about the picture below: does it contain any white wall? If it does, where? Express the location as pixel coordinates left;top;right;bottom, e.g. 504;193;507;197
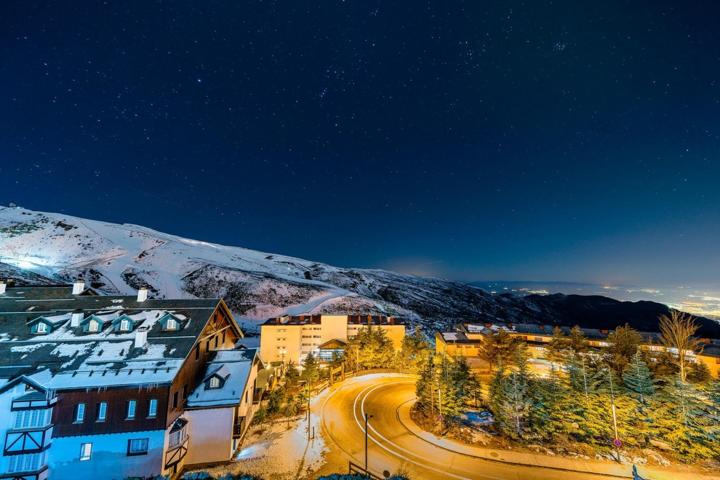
184;407;233;465
49;429;165;480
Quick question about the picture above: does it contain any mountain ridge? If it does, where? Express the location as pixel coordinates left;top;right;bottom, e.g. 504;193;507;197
1;205;718;337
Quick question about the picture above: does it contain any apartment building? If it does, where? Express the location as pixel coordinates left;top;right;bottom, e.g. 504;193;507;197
260;314;405;365
0;282;261;480
436;322;720;377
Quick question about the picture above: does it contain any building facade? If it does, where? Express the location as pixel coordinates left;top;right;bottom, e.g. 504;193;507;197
260;314;405;365
0;282;261;479
436;322;720;378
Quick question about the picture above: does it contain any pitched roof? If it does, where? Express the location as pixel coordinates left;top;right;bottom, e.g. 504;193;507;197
0;285;241;389
186;348;258;408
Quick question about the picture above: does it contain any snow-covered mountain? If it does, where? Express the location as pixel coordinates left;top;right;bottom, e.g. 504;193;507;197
2;206;719;337
0;206;523;331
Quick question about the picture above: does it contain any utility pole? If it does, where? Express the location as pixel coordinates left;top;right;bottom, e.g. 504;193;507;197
608;369;620;462
306;383;311;440
364;412;373;476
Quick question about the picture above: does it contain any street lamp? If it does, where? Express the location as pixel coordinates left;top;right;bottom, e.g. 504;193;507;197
364;412;374;476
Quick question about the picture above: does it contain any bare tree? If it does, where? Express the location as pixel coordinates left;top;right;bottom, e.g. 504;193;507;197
659;311;702;382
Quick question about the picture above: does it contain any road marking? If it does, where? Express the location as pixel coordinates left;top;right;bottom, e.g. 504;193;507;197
352;381;501;480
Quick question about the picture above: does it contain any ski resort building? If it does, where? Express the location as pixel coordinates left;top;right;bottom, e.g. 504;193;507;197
436;322;720;378
259;314;405;365
0;282;262;480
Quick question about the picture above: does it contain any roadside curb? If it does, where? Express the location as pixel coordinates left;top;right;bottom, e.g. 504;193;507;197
395;398;719;480
395;398;625;479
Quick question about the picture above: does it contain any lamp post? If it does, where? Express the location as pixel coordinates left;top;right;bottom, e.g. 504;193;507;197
364;412;374;476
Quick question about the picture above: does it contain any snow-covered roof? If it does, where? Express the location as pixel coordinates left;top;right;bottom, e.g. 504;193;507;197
186;348;258;408
0;285;238;390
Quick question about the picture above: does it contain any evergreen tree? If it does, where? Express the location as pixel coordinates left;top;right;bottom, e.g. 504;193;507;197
606;324;642;375
686;361;711;384
301;352;320;385
547;326;568;368
623;351;655;404
568;325;588;354
398;326;430;372
415;354;435;416
493;347;533;439
479;329;520;371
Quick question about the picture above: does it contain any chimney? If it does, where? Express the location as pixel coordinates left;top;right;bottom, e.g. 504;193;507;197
70;310;84;328
134;326;149;349
137;287;148;302
0;281;6;295
72;281;85;295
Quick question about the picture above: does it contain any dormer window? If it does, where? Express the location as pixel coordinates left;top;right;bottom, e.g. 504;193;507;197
208;376;220;389
165;318;178;331
88;321;99;333
36;322;48;334
120;319;130;331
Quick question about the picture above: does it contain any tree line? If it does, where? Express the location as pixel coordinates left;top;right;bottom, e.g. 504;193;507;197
416;312;720;463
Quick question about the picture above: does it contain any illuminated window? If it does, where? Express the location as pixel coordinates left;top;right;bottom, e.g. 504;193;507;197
79;443;92;461
127;400;136;419
120;319;130;331
209;377;220;389
36;323;48;334
165;318;178;330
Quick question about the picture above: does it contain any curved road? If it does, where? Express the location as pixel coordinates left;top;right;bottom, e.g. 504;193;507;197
319;374;624;480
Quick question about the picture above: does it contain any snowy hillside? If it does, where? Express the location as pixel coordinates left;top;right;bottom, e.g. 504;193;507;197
0;206;519;331
2;205;718;337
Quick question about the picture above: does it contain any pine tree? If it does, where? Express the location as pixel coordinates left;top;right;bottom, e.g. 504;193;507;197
623;351;655;404
494;347;533;439
606;324;642;376
398;326;430;372
479;329;520;371
547;326;568;368
568;325;588;354
301;352;320;385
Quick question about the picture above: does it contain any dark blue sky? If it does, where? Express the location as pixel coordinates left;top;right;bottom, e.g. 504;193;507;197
1;1;719;287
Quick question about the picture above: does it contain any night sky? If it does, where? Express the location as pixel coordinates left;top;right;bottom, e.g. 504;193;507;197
1;1;719;291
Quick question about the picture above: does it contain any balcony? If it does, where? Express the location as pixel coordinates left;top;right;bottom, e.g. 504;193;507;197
4;425;53;456
164;436;189;469
0;464;48;480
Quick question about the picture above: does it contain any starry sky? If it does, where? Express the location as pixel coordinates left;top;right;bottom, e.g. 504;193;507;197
1;1;719;294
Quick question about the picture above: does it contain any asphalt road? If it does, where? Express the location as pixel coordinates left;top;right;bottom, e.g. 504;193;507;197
318;374;627;480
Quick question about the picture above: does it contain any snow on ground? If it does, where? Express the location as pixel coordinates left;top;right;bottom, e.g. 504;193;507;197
198;389;335;480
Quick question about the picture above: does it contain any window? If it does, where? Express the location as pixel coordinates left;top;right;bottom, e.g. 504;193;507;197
214;335;218;348
209;376;220;389
245;390;248;403
79;443;92;461
127;438;149;456
120;319;130;331
36;322;48;334
182;384;188;400
8;452;46;473
168;428;185;449
96;402;107;422
165;318;178;330
74;403;86;423
195;344;200;360
88;321;99;332
148;398;157;418
14;409;49;429
172;391;179;409
127;400;136;419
